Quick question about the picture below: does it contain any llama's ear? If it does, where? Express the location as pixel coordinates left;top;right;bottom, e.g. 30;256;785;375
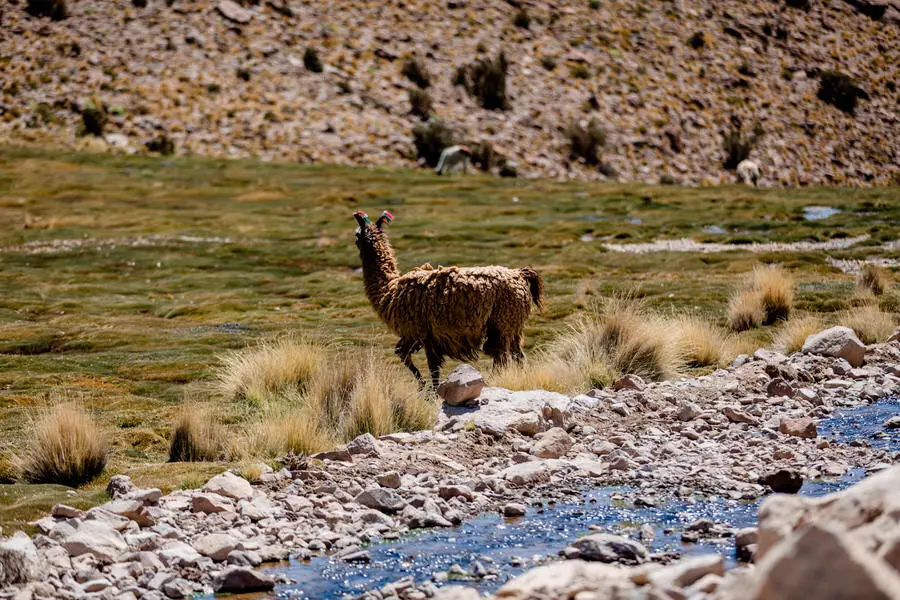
376;211;394;230
354;211;371;226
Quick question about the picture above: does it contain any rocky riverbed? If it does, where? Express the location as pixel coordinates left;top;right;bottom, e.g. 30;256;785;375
0;326;898;599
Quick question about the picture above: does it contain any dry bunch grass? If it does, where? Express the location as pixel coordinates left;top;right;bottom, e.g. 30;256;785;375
772;316;825;355
839;305;896;344
220;339;437;459
856;263;887;296
728;265;794;330
673;316;726;367
168;405;224;462
18;403;107;487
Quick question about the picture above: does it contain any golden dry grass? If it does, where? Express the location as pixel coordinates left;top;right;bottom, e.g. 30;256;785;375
168;405;224;462
18;403;107;487
772;316;825;355
839;305;897;344
857;263;887;296
728;265;793;330
490;355;586;393
220;340;437;459
673;316;726;367
219;336;326;405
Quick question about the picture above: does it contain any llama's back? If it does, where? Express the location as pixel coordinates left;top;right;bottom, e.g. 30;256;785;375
381;265;534;359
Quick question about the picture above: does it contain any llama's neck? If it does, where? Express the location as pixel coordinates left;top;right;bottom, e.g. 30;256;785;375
360;238;400;311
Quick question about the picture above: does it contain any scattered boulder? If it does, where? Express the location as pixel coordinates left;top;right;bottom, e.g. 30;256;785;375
193;533;237;562
884;416;900;430
779;417;817;439
532;427;572;459
563;533;649;565
216;0;253;23
677;402;701;421
613;374;645;391
62;521;127;563
347;433;378;456
103;499;155;527
766;378;795;398
355;489;406;513
494;560;634;599
802;326;866;367
760;469;804;494
214;566;275;593
191;493;234;514
376;471;402;489
503;503;527;517
501;461;550;487
0;532;43;585
748;523;900;600
203;472;253;500
647;554;724;589
437;364;485;406
106;475;136;499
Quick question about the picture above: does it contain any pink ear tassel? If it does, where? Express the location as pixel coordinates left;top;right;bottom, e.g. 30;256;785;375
381;211;394;223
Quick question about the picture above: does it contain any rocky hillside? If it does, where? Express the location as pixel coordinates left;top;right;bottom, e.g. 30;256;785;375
1;0;898;186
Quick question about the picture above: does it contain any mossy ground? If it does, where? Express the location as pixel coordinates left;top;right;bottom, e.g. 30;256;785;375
0;147;897;529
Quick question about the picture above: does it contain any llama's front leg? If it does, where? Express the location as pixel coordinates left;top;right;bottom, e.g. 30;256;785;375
395;339;422;383
425;346;443;390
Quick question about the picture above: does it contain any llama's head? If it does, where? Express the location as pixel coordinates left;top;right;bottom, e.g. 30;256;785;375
354;210;393;252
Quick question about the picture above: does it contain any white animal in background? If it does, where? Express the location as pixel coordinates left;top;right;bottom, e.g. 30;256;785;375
435;145;473;175
737;159;761;187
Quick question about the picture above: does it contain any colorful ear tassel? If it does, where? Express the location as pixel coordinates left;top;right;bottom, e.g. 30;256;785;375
355;210;371;224
380;211;394;224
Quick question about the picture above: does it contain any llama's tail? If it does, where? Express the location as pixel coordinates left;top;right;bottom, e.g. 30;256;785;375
520;267;545;313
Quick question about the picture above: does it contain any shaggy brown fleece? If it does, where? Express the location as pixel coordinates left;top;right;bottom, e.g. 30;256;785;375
354;211;543;387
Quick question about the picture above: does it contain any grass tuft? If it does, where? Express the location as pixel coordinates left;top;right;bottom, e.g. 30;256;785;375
19;404;107;487
168;405;223;462
728;288;765;331
219;336;326;405
673;316;726;367
839;305;896;344
729;265;793;330
857;263;887;296
772;316;825;354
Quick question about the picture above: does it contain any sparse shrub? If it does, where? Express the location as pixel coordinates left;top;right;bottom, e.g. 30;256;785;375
728;289;764;331
687;31;706;50
401;56;431;89
412;119;456;167
168;406;222;462
455;53;509;110
220;337;325;405
728;265;794;331
19;404;107;487
722;124;756;170
541;55;557;71
753;265;794;324
567;118;606;166
303;47;324;73
145;134;175;155
569;64;591;79
224;341;437;458
674;317;726;367
513;8;531;28
772;316;824;354
840;305;896;344
26;0;68;20
553;299;683;384
408;88;433;119
857;263;887;296
785;0;811;10
818;70;868;115
79;100;106;137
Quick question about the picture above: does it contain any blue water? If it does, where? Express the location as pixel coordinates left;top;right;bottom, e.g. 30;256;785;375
269;398;898;599
802;206;841;221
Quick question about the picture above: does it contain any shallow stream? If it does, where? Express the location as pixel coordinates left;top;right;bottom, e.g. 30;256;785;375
269;398;899;599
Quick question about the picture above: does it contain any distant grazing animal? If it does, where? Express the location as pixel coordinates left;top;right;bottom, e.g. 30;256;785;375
353;210;544;388
435;145;473;175
736;159;761;187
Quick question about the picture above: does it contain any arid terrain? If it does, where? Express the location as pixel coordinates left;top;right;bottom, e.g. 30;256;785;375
1;0;899;185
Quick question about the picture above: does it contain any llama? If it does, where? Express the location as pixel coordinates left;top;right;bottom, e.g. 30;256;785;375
435;145;473;175
354;210;544;388
737;159;761;186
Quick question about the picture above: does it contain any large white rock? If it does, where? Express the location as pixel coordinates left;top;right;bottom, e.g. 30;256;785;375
203;472;254;500
748;523;900;600
801;326;866;367
501;461;550;487
564;533;648;565
193;533;237;562
494;560;634;599
216;0;252;23
0;532;43;585
437;364;485;406
62;520;127;563
440;388;578;437
102;499;155;527
532;427;572;459
214;566;275;593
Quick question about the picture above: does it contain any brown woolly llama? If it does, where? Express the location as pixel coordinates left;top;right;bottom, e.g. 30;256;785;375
354;210;544;388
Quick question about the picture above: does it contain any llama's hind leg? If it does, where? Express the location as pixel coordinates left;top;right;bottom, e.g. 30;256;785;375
424;346;444;390
395;338;423;383
484;323;512;369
